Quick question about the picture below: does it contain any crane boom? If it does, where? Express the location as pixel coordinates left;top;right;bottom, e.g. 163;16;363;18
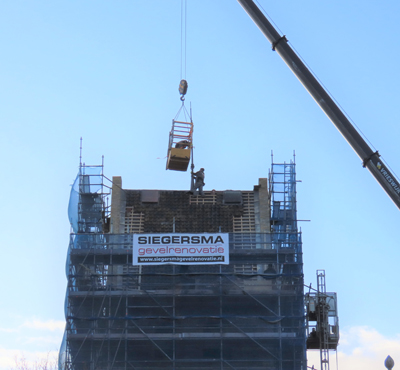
238;0;400;210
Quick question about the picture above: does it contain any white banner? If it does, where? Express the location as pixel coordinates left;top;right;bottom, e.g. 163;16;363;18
133;233;229;265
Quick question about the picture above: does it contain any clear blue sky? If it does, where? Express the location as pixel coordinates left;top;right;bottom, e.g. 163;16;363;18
1;1;399;368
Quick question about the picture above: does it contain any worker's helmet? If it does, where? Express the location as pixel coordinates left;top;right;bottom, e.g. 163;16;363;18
200;168;204;171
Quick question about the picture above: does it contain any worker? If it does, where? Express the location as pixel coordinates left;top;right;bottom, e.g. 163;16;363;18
191;168;205;196
175;140;190;149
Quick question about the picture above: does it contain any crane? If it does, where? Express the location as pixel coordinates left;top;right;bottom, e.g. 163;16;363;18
237;0;400;211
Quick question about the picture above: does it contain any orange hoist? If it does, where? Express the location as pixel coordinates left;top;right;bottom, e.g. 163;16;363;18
166;79;193;171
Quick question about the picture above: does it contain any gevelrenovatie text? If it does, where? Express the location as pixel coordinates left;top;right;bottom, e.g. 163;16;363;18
136;235;225;245
137;246;225;256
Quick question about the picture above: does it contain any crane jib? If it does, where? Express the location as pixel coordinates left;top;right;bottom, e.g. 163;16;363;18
369;157;400;195
238;0;400;210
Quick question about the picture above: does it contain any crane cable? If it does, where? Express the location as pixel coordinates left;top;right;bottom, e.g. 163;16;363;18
175;0;190;117
179;0;188;102
180;0;187;82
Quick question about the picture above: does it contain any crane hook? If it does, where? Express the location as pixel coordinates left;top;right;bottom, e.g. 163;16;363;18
179;79;188;102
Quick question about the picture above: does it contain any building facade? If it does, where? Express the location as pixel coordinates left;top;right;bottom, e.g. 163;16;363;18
59;159;306;369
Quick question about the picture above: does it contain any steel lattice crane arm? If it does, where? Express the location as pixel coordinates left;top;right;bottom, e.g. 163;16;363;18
238;0;400;210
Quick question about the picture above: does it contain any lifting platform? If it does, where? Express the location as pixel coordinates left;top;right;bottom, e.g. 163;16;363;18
166;119;193;171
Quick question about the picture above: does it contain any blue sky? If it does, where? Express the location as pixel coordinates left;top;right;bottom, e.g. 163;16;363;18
1;1;400;368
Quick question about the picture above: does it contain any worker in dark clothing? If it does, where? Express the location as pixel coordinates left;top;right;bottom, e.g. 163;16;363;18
175;140;190;149
191;168;205;196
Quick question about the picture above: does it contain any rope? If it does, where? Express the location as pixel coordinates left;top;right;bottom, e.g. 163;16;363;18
174;101;191;121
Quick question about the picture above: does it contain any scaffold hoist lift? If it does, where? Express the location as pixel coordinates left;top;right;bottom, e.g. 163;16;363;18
166;79;193;172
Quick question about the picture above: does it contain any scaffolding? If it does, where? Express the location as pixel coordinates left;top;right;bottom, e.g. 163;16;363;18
305;271;339;370
269;155;297;242
67;162;111;234
59;159;306;370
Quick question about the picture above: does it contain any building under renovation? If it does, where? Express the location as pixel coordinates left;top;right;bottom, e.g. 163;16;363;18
59;158;307;369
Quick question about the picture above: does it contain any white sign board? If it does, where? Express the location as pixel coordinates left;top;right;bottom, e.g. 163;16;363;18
132;233;229;265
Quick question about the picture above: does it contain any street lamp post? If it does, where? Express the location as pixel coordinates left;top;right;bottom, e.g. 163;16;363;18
385;355;395;370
